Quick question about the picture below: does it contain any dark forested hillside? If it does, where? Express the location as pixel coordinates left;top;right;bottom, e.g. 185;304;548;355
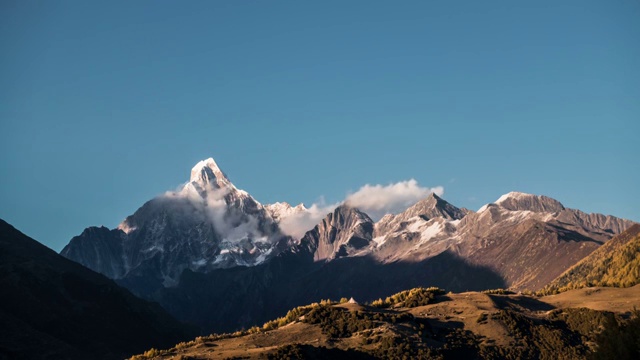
0;219;195;360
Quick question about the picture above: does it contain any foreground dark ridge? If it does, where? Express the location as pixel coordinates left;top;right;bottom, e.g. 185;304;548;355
0;219;196;360
130;286;640;360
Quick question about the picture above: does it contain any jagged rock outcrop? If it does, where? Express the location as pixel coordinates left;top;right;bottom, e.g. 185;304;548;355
370;193;467;262
299;205;374;261
374;193;468;236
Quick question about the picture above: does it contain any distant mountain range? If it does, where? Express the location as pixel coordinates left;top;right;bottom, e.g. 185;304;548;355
0;219;195;360
60;158;637;332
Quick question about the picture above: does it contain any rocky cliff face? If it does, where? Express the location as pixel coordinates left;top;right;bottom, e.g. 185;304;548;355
374;193;468;236
370;193;466;263
299;205;374;261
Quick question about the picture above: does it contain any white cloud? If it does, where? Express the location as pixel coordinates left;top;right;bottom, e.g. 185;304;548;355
345;179;444;220
275;180;445;239
277;200;338;240
161;183;267;243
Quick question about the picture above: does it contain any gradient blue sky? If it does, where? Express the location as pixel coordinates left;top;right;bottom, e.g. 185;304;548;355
1;1;639;251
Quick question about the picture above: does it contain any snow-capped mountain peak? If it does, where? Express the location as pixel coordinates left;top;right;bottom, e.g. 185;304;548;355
493;191;565;213
495;191;533;204
190;158;233;189
265;202;308;222
63;157;291;287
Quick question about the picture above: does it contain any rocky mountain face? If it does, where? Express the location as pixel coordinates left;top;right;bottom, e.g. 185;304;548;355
0;219;195;360
362;192;630;289
454;192;633;290
61;158;290;291
375;193;469;236
370;193;467;263
299;205;374;261
59;158;636;333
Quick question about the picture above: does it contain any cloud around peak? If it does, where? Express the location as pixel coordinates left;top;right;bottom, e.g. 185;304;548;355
345;179;444;220
276;179;444;239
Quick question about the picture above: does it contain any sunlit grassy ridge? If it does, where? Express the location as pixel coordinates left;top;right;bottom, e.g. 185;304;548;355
129;285;640;359
541;224;640;295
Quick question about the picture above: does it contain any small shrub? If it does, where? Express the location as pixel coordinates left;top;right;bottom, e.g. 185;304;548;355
481;288;515;295
369;287;445;308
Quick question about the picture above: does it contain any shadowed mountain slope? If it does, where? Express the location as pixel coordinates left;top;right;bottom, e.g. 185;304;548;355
154;249;505;333
0;219;195;360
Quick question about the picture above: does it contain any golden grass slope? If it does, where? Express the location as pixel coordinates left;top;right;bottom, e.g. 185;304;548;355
541;223;640;295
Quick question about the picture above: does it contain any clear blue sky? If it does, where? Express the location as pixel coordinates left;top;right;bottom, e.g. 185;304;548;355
1;1;638;251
